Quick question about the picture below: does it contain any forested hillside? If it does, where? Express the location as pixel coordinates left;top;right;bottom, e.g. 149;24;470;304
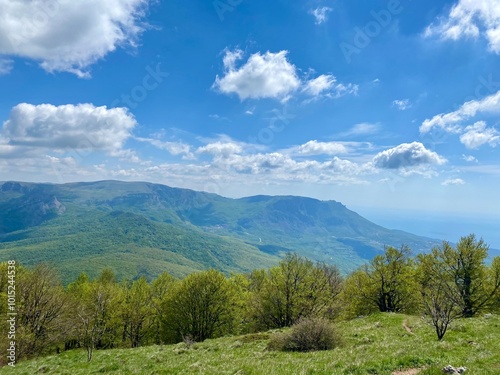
0;180;448;282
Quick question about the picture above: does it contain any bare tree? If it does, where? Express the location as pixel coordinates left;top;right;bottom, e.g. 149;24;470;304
417;253;461;340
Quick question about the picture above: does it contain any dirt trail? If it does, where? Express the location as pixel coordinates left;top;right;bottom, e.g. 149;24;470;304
392;369;421;375
402;320;415;335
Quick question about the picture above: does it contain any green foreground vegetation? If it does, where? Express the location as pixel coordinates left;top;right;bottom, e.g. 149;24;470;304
1;234;499;373
3;313;500;374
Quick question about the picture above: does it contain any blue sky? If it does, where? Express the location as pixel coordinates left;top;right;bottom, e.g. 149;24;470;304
1;0;500;245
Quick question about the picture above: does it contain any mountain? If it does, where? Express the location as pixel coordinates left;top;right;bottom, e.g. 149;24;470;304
0;180;449;283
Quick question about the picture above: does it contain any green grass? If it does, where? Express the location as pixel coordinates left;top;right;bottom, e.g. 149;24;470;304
4;313;500;374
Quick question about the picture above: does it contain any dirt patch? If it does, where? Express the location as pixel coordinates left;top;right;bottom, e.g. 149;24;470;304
402;320;415;335
392;368;422;375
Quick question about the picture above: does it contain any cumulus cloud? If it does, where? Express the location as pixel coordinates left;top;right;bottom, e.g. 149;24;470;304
213;50;301;101
2;103;137;152
297;140;348;155
373;142;447;169
0;58;13;75
392;99;412;111
322;157;367;175
425;0;500;53
442;178;465;186
0;0;150;77
459;121;500;149
303;75;336;96
420;90;500;134
309;7;333;25
213;49;356;102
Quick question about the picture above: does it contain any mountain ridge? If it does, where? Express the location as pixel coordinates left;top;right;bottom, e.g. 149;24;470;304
0;180;481;282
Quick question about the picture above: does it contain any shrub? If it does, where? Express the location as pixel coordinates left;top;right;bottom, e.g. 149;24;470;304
267;318;341;352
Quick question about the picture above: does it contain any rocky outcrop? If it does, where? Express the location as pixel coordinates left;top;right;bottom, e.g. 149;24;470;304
442;365;467;374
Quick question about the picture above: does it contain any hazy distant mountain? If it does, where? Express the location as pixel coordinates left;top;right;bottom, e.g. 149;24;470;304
0;180;449;282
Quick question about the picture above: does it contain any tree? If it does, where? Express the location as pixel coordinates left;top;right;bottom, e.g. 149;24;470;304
251;253;343;329
417;253;462;340
164;269;235;342
120;277;154;348
433;235;500;317
150;272;176;344
16;264;68;358
492;257;500;312
342;246;417;317
67;269;122;361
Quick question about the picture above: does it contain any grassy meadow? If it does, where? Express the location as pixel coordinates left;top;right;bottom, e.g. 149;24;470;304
3;313;499;375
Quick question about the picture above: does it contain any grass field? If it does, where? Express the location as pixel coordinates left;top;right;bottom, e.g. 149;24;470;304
3;313;499;374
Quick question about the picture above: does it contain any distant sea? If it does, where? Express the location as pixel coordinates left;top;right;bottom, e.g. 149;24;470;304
353;207;500;254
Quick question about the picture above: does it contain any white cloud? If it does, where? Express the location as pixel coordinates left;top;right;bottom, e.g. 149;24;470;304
297;140;348;156
322;156;369;175
303;74;358;99
135;137;194;159
303;74;336;96
2;103;136;152
338;122;380;138
245;108;255;116
420;90;500;134
442;178;465;186
459;121;500;149
213;49;356;102
392;99;412;111
197;142;244;157
425;0;500;53
462;154;478;162
310;7;333;25
373;142;447;169
0;58;13;75
213;50;301;101
0;0;150;77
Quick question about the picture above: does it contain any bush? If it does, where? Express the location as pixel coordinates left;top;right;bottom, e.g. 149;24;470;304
267;318;341;352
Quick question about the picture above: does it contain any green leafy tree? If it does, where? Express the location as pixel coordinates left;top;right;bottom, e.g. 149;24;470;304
150;272;176;344
432;234;500;317
342;246;417;317
492;257;500;312
164;269;235;342
15;264;68;359
67;269;122;361
251;253;343;329
120;277;154;348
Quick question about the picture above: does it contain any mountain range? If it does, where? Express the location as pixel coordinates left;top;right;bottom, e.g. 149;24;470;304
0;180;481;283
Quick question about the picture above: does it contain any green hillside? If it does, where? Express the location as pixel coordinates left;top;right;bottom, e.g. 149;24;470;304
0;187;278;283
0;180;447;281
3;313;499;374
